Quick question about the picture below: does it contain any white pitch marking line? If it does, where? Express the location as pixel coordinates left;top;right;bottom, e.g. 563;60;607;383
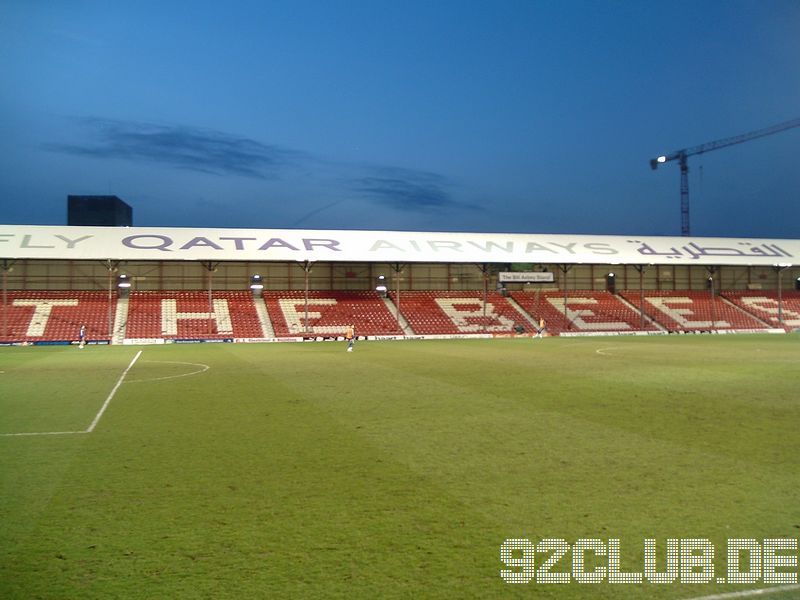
595;346;622;356
0;430;85;437
85;350;142;433
683;583;800;600
1;349;142;437
125;360;209;383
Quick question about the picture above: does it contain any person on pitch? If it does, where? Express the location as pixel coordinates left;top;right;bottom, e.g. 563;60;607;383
78;324;87;348
345;324;355;352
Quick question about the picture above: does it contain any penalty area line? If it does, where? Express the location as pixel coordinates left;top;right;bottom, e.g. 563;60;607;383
0;430;85;437
85;350;142;433
683;583;800;600
0;349;142;438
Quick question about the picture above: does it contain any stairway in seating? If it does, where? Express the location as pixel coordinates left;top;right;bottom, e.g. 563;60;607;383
112;297;129;344
253;296;275;337
382;296;414;335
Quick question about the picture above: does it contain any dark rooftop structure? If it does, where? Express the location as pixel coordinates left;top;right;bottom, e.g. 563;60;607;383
67;195;132;227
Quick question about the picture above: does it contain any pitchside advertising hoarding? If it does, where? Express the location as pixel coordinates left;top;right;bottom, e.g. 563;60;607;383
0;224;797;266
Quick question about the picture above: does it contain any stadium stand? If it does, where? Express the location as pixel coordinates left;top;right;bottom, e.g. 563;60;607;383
0;291;112;342
391;291;533;335
2;288;794;342
721;290;800;330
510;290;660;334
263;291;403;337
618;290;770;332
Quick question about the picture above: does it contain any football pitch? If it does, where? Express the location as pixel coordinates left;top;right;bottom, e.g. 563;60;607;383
1;335;799;599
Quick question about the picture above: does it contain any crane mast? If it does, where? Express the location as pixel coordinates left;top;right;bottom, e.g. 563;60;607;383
650;118;800;236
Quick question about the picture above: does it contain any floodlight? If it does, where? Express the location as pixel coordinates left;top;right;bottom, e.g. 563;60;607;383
375;274;388;297
606;272;616;294
250;274;264;297
116;274;131;298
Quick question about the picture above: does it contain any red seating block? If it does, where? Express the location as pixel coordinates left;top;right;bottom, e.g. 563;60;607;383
125;291;265;339
721;290;800;330
0;291;112;342
263;291;403;337
618;290;769;332
510;290;659;334
391;291;533;335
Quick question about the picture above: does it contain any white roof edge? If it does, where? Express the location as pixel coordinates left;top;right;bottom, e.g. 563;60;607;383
0;224;797;266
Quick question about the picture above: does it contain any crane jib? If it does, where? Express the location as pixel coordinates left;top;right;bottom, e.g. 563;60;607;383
648;117;800;236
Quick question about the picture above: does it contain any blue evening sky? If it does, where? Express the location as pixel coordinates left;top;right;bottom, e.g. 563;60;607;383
1;0;798;237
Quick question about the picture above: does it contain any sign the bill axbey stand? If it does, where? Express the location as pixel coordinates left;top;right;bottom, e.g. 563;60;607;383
498;272;555;283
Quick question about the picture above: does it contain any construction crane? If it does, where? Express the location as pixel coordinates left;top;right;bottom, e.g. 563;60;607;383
650;117;800;236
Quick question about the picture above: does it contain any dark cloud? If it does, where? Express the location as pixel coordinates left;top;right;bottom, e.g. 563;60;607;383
352;168;475;212
41;116;480;219
44;118;301;179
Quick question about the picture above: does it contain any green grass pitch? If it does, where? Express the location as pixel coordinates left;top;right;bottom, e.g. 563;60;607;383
1;335;799;599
